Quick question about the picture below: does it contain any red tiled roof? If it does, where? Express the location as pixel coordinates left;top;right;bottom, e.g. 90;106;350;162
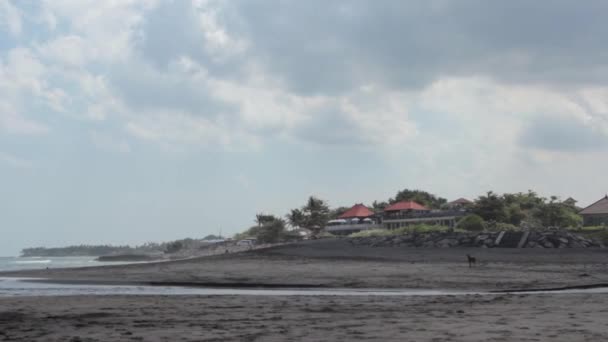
338;204;375;219
384;201;429;212
580;195;608;215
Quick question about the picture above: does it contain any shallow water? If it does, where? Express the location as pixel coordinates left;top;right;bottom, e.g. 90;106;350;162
1;278;608;297
0;256;148;272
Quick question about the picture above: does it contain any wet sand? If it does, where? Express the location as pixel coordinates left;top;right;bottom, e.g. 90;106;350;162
2;239;608;341
2;293;608;341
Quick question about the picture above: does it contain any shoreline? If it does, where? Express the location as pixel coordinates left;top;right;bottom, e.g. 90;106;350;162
2;239;608;291
4;276;608;297
3;240;608;341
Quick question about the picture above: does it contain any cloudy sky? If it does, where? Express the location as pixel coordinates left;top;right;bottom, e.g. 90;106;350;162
1;0;608;255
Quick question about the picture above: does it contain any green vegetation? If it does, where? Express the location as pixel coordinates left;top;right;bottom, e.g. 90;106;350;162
234;189;585;244
457;214;486;232
316;231;337;239
349;224;463;238
21;238;210;257
349;229;394;238
286;196;331;235
472;191;582;229
567;226;608;244
389;189;447;209
237;214;289;244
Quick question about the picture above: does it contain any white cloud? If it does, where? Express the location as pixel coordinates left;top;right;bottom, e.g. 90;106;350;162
0;0;21;36
0;50;51;135
0;0;607;187
37;35;88;67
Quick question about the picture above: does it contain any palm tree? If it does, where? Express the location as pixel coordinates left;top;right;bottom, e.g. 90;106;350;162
286;209;305;229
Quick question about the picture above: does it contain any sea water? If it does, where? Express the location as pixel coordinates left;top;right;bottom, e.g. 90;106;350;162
0;256;136;272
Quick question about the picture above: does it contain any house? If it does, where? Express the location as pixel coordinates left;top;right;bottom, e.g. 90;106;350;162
325;204;380;235
447;198;473;210
579;195;608;226
338;203;375;220
382;201;464;229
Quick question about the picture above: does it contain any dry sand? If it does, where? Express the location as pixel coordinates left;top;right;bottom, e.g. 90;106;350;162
2;239;608;341
2;294;608;341
3;240;608;290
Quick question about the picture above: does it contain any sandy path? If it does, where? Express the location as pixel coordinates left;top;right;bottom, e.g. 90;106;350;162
1;293;608;341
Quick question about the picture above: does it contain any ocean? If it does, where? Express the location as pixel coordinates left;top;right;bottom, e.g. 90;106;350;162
0;256;125;272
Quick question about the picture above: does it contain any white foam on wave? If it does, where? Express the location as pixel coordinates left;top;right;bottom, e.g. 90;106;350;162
14;260;52;264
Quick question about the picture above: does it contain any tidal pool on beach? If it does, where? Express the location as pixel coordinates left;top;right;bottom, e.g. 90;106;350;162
2;277;608;297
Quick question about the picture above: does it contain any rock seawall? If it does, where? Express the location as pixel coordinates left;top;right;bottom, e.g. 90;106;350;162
349;230;604;248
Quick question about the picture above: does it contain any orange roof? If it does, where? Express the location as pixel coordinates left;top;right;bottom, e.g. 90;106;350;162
384;201;429;212
339;204;375;219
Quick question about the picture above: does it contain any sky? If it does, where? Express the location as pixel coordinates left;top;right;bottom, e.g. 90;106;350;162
1;0;608;255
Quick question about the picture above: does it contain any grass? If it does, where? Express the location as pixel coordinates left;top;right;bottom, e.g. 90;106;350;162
568;226;608;244
349;224;466;238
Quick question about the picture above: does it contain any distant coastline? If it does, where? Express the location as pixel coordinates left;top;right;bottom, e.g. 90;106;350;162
20;236;226;258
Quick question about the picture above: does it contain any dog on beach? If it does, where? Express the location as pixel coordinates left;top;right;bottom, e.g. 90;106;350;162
466;254;476;268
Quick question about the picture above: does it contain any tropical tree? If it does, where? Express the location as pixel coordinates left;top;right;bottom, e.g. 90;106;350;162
371;200;389;212
329;206;350;220
255;213;278;226
286;208;305;229
458;214;486;232
389;189;447;209
473;191;509;222
301;196;331;235
240;214;289;243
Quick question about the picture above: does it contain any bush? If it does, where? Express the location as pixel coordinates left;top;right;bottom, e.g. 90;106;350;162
349;224;460;238
316;231;337;239
403;224;451;233
349;229;394;238
486;222;519;232
578;229;608;245
164;241;184;254
458;214;486;232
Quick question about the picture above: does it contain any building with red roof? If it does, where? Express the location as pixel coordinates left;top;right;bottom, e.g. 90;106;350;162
338;204;375;219
326;203;380;235
382;201;464;230
384;201;430;212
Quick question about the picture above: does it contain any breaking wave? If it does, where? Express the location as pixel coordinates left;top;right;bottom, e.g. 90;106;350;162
14;260;52;264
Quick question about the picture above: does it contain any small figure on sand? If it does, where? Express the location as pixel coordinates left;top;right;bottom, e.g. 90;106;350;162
466;254;476;268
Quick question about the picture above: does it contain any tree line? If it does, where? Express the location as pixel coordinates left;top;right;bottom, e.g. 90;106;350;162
237;189;584;243
21;235;223;257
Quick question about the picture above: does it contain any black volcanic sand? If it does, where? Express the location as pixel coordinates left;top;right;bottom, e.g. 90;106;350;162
2;294;608;341
3;240;608;341
3;239;608;291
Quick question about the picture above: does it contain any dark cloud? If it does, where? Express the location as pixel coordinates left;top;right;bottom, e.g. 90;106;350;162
107;61;236;120
293;107;368;146
139;0;608;95
134;0;243;78
520;116;608;152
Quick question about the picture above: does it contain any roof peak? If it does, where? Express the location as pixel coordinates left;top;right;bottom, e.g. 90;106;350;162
579;195;608;215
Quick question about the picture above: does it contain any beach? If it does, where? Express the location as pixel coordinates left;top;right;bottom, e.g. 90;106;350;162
2;293;608;341
2;239;608;341
3;240;608;290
